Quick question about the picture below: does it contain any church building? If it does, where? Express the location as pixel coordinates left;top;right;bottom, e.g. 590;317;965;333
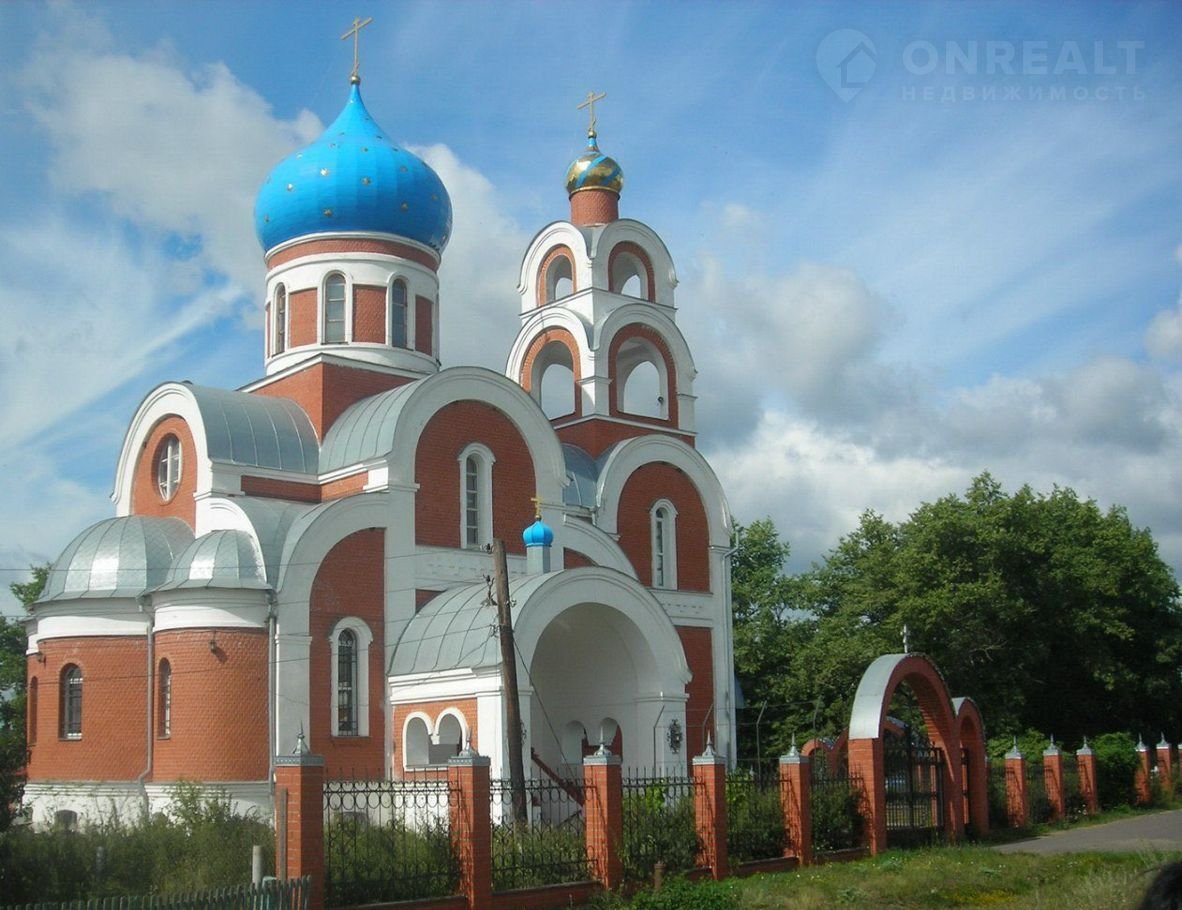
22;65;737;823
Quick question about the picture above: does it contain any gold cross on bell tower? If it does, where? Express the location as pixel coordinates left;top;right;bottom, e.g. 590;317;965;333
530;494;544;520
577;90;607;137
341;16;374;83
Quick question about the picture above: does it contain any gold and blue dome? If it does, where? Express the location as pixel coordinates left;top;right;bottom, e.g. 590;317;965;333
255;80;452;255
564;131;624;196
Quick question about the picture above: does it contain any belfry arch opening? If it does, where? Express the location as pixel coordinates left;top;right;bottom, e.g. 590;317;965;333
617;338;667;419
535;341;577;419
609;246;653;301
543;251;574;305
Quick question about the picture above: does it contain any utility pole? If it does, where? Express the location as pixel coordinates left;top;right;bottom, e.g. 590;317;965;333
493;538;528;824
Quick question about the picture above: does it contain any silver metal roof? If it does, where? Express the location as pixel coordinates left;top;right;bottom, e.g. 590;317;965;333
190;384;318;473
319;382;420;473
233;498;315;585
561;444;598;508
390;575;552;676
40;516;194;602
156;530;268;591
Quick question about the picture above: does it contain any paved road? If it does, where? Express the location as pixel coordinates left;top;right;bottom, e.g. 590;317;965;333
993;809;1182;854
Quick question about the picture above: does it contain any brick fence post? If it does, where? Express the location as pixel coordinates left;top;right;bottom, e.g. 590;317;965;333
1004;741;1028;829
692;742;728;880
274;734;325;910
779;744;812;866
583;746;623;891
847;737;885;854
448;747;492;910
1135;737;1153;806
1043;740;1065;822
1156;736;1175;799
1076;740;1099;816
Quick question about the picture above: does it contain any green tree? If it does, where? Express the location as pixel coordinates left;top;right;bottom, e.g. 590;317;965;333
1;564;48;830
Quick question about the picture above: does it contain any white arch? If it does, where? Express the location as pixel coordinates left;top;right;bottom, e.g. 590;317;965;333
516;222;592;313
504;307;594;392
329;616;374;737
595;435;732;548
595;303;698;398
589;219;677;307
112;383;213;516
402;712;433;767
559;514;636;578
434;707;468;748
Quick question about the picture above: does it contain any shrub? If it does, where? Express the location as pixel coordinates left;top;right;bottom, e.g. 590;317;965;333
325;816;456;904
725;772;785;863
810;776;863;853
621;783;700;882
1091;732;1139;809
628;876;739;910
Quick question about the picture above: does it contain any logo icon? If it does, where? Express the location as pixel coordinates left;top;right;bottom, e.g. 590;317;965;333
816;29;878;101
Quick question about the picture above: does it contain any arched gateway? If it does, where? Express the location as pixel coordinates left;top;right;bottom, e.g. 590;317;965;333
847;653;988;852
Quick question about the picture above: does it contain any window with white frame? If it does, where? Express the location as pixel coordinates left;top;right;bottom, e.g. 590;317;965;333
650;500;678;589
60;664;82;739
457;443;495;549
390;278;409;348
330;618;372;737
274;284;287;354
403;714;431;767
324;273;347;343
156;435;183;501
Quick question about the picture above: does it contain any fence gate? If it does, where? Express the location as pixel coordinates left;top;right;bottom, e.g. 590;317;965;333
883;731;946;847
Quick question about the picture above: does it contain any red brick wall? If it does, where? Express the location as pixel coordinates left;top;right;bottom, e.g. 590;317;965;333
131;416;197;529
555;418;694;460
676;626;715;760
152;629;269;781
570;190;619;226
309;529;386;777
392;698;478;774
607;241;656;302
616;462;710;591
251;361;411;440
415;295;433;356
535;245;576;308
266;238;438;273
26;637;147;781
608;325;679;426
240;476;322;502
563;550;594;569
289;288;318;347
353;285;386;343
414;401;535;555
415;589;439;611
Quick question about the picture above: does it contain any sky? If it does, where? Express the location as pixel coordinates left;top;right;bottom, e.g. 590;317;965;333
0;0;1179;614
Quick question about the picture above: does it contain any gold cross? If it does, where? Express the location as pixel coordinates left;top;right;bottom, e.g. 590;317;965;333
341;16;374;82
530;494;543;520
577;90;607;136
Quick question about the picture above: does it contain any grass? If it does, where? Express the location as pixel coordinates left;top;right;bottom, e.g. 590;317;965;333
593;847;1182;909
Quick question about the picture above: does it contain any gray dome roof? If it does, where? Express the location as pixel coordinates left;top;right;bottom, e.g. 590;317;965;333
156;530;268;592
41;516;194;602
189;384;318;473
320;382;419;473
561;444;598;508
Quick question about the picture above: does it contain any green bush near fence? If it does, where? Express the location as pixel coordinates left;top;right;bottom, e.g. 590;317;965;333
0;784;273;904
324;816;456;905
490;820;588;890
725;773;785;863
621;786;700;881
810;778;863;853
1091;732;1139;809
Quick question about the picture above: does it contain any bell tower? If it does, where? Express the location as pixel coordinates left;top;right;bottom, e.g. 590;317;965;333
506;97;698;458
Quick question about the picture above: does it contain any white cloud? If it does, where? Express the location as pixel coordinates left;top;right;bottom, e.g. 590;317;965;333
1146;295;1182;362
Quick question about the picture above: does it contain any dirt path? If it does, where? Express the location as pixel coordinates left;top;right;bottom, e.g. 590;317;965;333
992;809;1182;854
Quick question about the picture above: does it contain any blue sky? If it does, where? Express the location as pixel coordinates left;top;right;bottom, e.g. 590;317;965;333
1;1;1180;613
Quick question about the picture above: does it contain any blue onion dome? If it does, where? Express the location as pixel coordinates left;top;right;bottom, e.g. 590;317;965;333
522;518;555;548
564;131;624;196
255;80;452;255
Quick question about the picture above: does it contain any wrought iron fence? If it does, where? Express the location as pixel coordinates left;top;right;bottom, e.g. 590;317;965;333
489;777;589;890
2;878;311;910
621;772;701;881
883;736;945;847
1024;761;1051;825
725;766;786;863
986;758;1010;828
1062;753;1086;819
809;763;864;854
323;775;459;907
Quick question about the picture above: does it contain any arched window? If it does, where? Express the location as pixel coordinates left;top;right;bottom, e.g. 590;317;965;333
543;252;574;305
390;279;409;348
156;435;183;501
158;659;172;738
60;664;82;739
617;337;669;419
433;711;465;763
650;500;678;589
330;618;373;737
28;677;37;745
324;273;347;343
457;444;495;549
404;715;431;768
609;246;652;301
274;284;287;355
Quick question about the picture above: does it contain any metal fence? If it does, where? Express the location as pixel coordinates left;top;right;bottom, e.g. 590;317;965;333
883;737;945;848
1062;753;1085;819
322;776;459;907
725;766;786;863
488;777;589;890
2;878;311;910
621;772;701;881
1024;761;1051;825
810;763;864;854
986;758;1010;828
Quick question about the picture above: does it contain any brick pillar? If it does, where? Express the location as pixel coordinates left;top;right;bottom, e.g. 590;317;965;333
448;748;492;910
1004;745;1028;829
275;740;326;910
1042;742;1065;822
1135;738;1153;806
583;747;623;891
1076;742;1099;816
1157;736;1175;799
779;747;812;866
692;743;728;880
847;737;885;854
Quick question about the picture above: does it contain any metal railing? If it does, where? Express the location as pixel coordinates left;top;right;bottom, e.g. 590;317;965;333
726;766;786;863
2;878;310;910
621;772;701;882
488;777;589;890
810;763;864;854
323;776;459;907
1024;761;1051;825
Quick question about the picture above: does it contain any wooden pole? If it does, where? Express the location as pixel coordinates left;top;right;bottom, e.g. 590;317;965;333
493;538;528;824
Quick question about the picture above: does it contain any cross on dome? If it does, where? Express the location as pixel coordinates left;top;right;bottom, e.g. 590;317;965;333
577;90;607;137
341;16;374;84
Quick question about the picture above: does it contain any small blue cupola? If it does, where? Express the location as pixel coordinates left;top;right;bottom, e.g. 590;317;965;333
522;516;554;573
